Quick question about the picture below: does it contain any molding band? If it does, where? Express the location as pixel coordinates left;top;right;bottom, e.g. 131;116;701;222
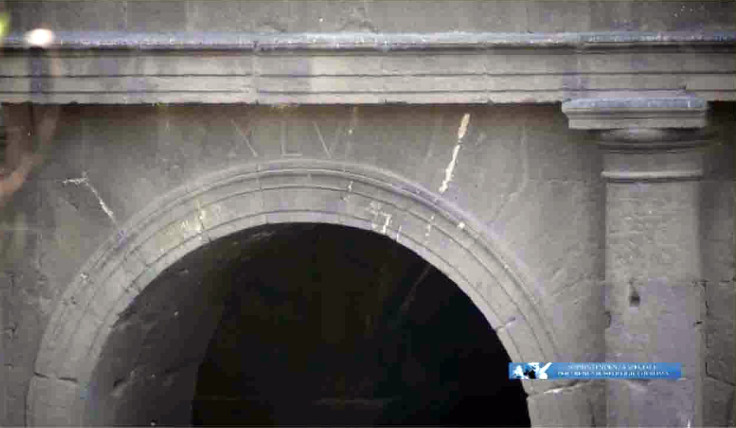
562;97;708;130
602;169;703;182
2;37;733;105
596;129;713;152
3;30;736;52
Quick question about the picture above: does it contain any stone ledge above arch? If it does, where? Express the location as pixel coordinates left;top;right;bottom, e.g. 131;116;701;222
28;159;564;426
3;31;735;105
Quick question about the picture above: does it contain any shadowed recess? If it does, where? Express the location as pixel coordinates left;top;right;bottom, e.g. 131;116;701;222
86;223;529;426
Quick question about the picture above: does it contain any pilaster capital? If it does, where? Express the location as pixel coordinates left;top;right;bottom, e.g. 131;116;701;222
562;96;708;130
562;96;712;182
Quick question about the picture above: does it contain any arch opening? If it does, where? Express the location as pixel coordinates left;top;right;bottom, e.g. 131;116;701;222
88;223;529;426
29;160;556;426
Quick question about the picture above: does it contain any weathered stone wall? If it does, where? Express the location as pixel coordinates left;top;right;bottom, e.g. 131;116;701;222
5;0;735;34
0;1;733;424
1;101;732;426
701;104;735;427
0;103;609;425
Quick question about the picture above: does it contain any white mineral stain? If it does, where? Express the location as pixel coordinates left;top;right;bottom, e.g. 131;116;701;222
438;113;471;194
457;112;471;140
425;215;435;238
380;213;392;234
438;143;461;194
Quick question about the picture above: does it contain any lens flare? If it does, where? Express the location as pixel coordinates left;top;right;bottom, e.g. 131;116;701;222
25;28;55;48
0;13;10;39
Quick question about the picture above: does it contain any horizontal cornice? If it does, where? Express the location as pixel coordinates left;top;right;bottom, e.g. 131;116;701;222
3;30;736;51
1;31;734;104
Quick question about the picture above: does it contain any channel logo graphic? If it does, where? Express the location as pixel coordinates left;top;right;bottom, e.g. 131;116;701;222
509;362;553;379
509;362;682;380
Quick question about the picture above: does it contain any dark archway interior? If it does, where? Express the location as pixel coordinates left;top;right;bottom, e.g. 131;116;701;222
87;223;528;426
189;223;528;426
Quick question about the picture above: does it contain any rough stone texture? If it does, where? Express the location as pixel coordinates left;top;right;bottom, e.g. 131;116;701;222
1;34;734;104
0;103;612;426
700;103;736;427
0;100;732;426
575;107;708;426
84;233;234;426
4;1;735;34
560;99;734;427
2;3;735;105
0;1;733;426
526;380;605;427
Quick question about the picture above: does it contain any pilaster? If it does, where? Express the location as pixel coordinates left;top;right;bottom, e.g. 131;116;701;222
563;96;710;427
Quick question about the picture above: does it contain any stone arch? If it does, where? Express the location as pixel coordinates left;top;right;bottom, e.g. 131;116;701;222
28;158;560;426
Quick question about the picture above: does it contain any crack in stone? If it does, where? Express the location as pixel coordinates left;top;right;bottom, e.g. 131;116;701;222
111;374;130;398
312;121;332;159
497;315;517;332
705;373;736;387
541;379;589;395
230;119;258;157
62;171;117;225
32;372;77;386
491;118;529;222
588;395;597;427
